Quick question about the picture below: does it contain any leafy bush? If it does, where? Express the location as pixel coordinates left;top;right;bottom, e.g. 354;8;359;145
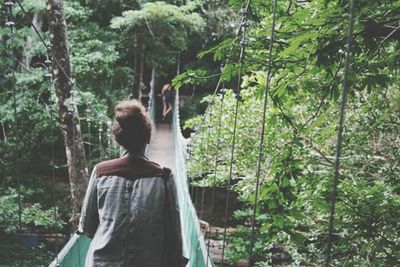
0;187;64;234
187;84;400;265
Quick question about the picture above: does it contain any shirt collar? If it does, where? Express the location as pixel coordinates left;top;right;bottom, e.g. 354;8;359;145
123;151;149;161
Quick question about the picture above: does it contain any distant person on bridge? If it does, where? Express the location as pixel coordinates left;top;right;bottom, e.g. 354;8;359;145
162;83;173;120
79;99;185;267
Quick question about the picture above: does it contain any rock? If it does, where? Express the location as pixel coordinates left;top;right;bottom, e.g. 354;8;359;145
206;239;225;264
207;226;236;239
236;259;249;267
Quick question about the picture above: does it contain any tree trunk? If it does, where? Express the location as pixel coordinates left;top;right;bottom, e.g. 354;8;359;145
132;34;144;99
47;0;89;229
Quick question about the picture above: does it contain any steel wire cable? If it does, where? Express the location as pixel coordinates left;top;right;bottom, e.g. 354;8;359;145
70;90;83;267
39;53;62;265
48;74;60;266
184;1;252;230
199;112;214;221
16;1;94;191
50;110;60;266
187;2;254;218
324;1;356;266
5;0;23;231
15;0;92;108
18;53;62;264
248;0;278;264
194;134;206;208
189;0;253;142
16;0;95;237
99;121;103;160
221;2;252;264
206;88;226;266
86;107;92;169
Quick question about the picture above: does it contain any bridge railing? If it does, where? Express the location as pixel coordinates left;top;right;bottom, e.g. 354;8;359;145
172;91;213;267
147;68;156;122
48;234;90;267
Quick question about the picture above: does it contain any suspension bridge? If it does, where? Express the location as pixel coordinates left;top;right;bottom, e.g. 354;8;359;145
2;0;363;266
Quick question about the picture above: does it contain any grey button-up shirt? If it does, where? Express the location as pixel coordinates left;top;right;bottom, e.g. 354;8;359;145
79;155;182;267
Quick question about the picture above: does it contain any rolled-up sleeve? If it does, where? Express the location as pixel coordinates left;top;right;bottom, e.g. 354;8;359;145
78;166;99;238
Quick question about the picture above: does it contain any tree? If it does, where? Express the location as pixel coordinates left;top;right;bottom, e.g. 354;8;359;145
110;1;204;98
47;0;88;228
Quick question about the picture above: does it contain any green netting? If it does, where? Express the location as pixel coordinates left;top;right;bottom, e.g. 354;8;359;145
172;92;212;267
49;234;90;267
49;92;211;266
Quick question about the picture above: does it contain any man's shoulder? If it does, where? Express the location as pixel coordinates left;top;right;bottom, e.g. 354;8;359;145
96;157;163;179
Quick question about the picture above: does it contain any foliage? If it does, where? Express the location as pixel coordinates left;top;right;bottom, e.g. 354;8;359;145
188;85;400;266
0;0;123;241
186;0;400;265
110;1;205;77
0;187;65;233
66;2;133;104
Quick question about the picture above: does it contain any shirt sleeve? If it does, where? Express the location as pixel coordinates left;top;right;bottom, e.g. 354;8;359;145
78;166;99;238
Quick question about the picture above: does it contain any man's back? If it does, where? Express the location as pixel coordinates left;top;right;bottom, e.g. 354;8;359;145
79;155;181;267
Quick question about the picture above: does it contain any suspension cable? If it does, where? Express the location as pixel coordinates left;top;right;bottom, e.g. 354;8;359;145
248;0;278;264
70;89;83;265
15;0;94;236
324;1;355;266
86;107;92;168
71;89;78;202
200;110;214;220
188;2;253;230
5;0;23;231
206;88;226;265
16;0;95;190
45;54;61;266
98;120;104;160
189;0;253;140
106;120;112;159
194;132;206;208
221;2;252;264
196;110;213;267
15;0;92;108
